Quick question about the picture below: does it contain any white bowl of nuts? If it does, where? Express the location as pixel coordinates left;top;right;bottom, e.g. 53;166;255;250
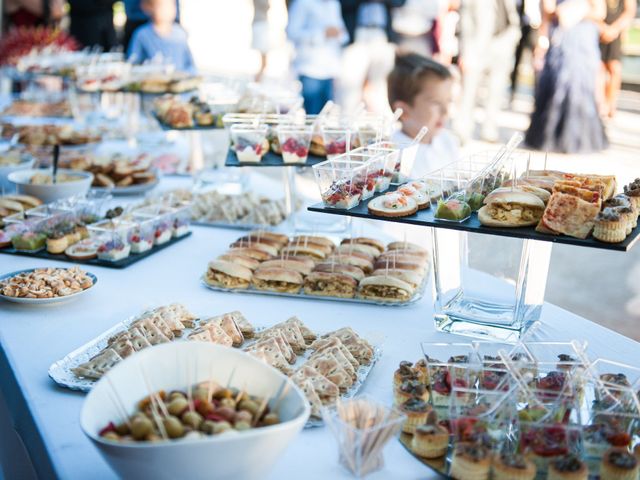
8;168;93;203
80;341;310;480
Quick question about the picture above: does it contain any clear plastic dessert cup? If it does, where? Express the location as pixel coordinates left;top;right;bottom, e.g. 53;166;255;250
229;124;269;164
321;126;353;159
128;217;155;254
312;159;367;210
133;206;175;246
87;219;135;262
169;202;191;238
277;125;313;165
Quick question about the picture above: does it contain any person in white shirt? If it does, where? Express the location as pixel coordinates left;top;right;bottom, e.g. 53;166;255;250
286;0;349;114
387;53;459;178
391;0;447;57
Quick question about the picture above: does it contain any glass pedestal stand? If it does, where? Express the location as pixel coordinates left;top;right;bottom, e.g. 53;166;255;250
431;228;552;342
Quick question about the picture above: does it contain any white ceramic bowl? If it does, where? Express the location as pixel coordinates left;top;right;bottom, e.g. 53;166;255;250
80;342;310;480
0;153;34;192
8;168;93;203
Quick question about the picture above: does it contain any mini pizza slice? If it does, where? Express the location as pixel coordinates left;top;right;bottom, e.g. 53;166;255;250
542;192;600;239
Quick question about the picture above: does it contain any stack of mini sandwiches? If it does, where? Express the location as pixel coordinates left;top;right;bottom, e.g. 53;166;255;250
243;319;375;418
71;305;255;380
205;231;430;303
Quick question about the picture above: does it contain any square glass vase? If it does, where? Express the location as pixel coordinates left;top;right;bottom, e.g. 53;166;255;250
431;228;552;342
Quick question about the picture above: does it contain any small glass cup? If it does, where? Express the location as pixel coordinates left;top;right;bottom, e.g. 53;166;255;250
128;217;155;254
321;125;353;159
312;159;367;210
170;202;192;238
277;124;313;165
10;219;48;252
322;395;406;478
133;206;175;246
87;219;135;262
229;124;269;164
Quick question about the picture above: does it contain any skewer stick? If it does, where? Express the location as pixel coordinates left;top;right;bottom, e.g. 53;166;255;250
106;376;131;429
543;151;548;172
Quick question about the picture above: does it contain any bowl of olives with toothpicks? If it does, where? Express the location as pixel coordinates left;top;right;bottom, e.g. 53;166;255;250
80;341;310;480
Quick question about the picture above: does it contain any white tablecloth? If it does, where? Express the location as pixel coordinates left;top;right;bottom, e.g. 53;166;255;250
1;178;639;480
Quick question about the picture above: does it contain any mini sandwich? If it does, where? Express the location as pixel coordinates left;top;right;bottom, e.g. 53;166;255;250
511;175;557;192
290;235;334;250
376;251;428;268
280;244;327;260
303;271;358;299
335;243;380;259
495;184;550;204
327;252;374;274
357;275;415;303
251;267;303;294
274;254;317;269
478;189;546;227
217;253;261;271
229;239;279;257
387;241;428;255
227;247;273;261
373;257;424;273
371;269;424;289
313;263;365;282
234;234;283;249
247;231;289;247
206;260;252;289
340;237;385;254
259;258;313;276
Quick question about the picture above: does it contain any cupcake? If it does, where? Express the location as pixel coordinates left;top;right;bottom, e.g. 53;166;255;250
600;448;639;480
623;178;640;212
547;454;588;480
395;379;429;405
414;358;428;384
605;194;636;234
399;397;431;434
491;452;536;480
593;208;627;243
394;360;419;388
449;442;491;480
410;410;449;458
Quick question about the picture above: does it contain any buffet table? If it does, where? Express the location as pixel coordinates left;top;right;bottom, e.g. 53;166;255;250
1;194;640;479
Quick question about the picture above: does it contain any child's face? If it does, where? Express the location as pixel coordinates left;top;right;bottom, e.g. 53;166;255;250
144;0;176;25
398;76;453;144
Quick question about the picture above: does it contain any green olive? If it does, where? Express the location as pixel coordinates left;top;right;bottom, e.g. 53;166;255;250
234;410;252;424
211;421;232;434
200;420;217;435
234;421;251;431
102;431;120;442
145;433;163;442
213;388;233;400
168;397;189;416
219;398;236;409
215;407;236;422
238;399;259;415
192;387;210;403
130;416;154;440
163;415;185;439
182;410;203;430
169;391;186;401
262;413;279;426
115;423;130;435
195;400;214;416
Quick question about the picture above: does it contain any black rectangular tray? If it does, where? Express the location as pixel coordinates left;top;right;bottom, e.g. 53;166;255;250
151;112;224;131
308;189;640;252
0;232;192;269
225;149;326;168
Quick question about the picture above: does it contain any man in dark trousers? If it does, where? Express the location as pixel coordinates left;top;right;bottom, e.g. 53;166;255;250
338;0;406;114
68;0;117;51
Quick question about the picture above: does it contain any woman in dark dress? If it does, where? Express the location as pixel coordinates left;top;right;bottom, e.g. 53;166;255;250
599;0;636;118
525;0;608;153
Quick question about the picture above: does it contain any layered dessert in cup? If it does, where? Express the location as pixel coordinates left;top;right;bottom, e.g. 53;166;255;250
321;125;352;159
134;206;175;246
229;124;269;164
313;159;367;209
128;217;155;253
277;124;313;165
88;220;135;262
170;203;191;238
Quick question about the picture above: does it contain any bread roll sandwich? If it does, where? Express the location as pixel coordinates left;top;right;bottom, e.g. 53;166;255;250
478;189;545;227
387;241;428;254
335;243;378;260
247;231;289;247
371;269;423;289
229;239;279;257
313;263;365;282
357;275;415;303
280;244;328;260
251;267;303;294
260;258;313;276
217;253;261;271
227;247;273;261
206;260;252;289
327;252;374;274
340;237;385;254
496;183;550;204
303;271;358;299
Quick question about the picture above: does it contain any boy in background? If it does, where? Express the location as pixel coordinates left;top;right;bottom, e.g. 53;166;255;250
286;0;348;114
127;0;195;73
387;53;458;178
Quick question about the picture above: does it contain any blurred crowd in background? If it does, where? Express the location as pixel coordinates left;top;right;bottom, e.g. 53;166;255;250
2;0;638;157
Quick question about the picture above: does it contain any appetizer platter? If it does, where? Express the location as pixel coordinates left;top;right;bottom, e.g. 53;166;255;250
49;304;380;427
0;197;192;269
308;180;640;252
0;123;101;146
152;95;231;130
202;232;429;306
0;99;72;118
0;266;96;304
394;340;640;480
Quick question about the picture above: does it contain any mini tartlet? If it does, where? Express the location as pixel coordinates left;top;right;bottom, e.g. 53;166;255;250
449;443;491;480
368;192;418;217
